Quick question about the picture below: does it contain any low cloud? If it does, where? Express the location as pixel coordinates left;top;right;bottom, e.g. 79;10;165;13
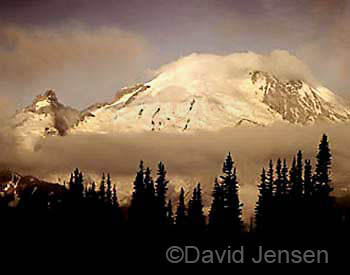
2;123;350;220
156;50;319;87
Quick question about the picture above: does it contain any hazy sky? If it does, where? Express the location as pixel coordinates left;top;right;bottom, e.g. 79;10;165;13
0;0;349;108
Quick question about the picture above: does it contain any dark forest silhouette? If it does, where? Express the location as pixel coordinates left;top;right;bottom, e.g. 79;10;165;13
0;134;349;264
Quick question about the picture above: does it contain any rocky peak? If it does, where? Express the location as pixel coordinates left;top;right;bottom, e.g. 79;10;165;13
32;89;60;109
250;70;350;124
43;89;58;102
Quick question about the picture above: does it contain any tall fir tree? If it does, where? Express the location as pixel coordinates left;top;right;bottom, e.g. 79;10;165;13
144;167;155;202
255;168;267;233
281;159;289;196
106;173;112;204
274;158;283;198
129;161;145;224
144;167;156;223
188;184;205;228
209;178;225;227
165;200;174;225
89;182;97;200
112;184;119;208
221;153;243;232
266;160;274;197
312;134;335;233
294;150;304;198
69;168;84;200
314;134;333;196
289;157;298;197
304;160;313;198
111;184;122;225
155;162;169;224
175;188;187;226
99;173;106;200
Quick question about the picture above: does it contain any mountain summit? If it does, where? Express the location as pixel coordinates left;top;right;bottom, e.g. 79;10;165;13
13;89;80;149
12;53;350;148
70;54;350;134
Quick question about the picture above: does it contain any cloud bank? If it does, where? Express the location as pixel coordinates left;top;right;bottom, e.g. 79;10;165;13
2;122;350;220
156;50;319;87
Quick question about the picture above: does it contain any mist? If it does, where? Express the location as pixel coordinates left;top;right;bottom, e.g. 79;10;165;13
2;122;350;220
156;50;319;87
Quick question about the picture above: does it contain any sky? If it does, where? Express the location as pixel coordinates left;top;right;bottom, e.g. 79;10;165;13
0;0;349;108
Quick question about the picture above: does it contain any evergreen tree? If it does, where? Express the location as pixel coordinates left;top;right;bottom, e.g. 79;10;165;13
165;200;174;225
144;167;156;223
221;153;243;232
312;134;335;235
289;157;298;198
272;158;286;234
175;188;187;226
99;173;106;200
294;150;304;198
111;184;121;225
68;173;74;191
274;158;283;198
106;173;112;204
91;182;97;199
69;169;84;199
112;184;119;208
209;178;225;227
302;159;314;236
281;159;289;196
131;161;145;205
296;151;303;184
255;168;267;233
188;184;205;228
129;161;145;224
314;134;333;196
266;160;274;197
304;160;313;198
155;162;169;224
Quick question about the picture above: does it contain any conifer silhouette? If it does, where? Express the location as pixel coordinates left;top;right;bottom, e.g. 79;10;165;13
129;161;145;224
314;134;333;196
106;173;112;204
304;160;313;198
155;162;169;224
221;153;243;233
255;168;267;234
209;178;225;227
165;200;174;225
188;184;205;228
266;160;274;197
144;167;157;224
99;173;106;200
175;188;187;226
281;159;289;195
112;184;119;208
274;159;283;198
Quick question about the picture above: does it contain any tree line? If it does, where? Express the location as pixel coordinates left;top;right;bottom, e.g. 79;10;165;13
0;134;349;262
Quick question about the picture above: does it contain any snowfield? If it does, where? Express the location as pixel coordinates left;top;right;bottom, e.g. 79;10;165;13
12;53;350;149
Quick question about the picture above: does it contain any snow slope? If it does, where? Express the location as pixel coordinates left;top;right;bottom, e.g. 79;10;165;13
70;54;350;134
13;90;80;149
13;53;350;148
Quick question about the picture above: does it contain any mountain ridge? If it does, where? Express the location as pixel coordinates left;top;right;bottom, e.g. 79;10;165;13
11;60;350;149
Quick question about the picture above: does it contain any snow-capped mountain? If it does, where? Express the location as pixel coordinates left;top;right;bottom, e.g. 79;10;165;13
12;90;80;149
70;68;350;135
12;54;350;147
